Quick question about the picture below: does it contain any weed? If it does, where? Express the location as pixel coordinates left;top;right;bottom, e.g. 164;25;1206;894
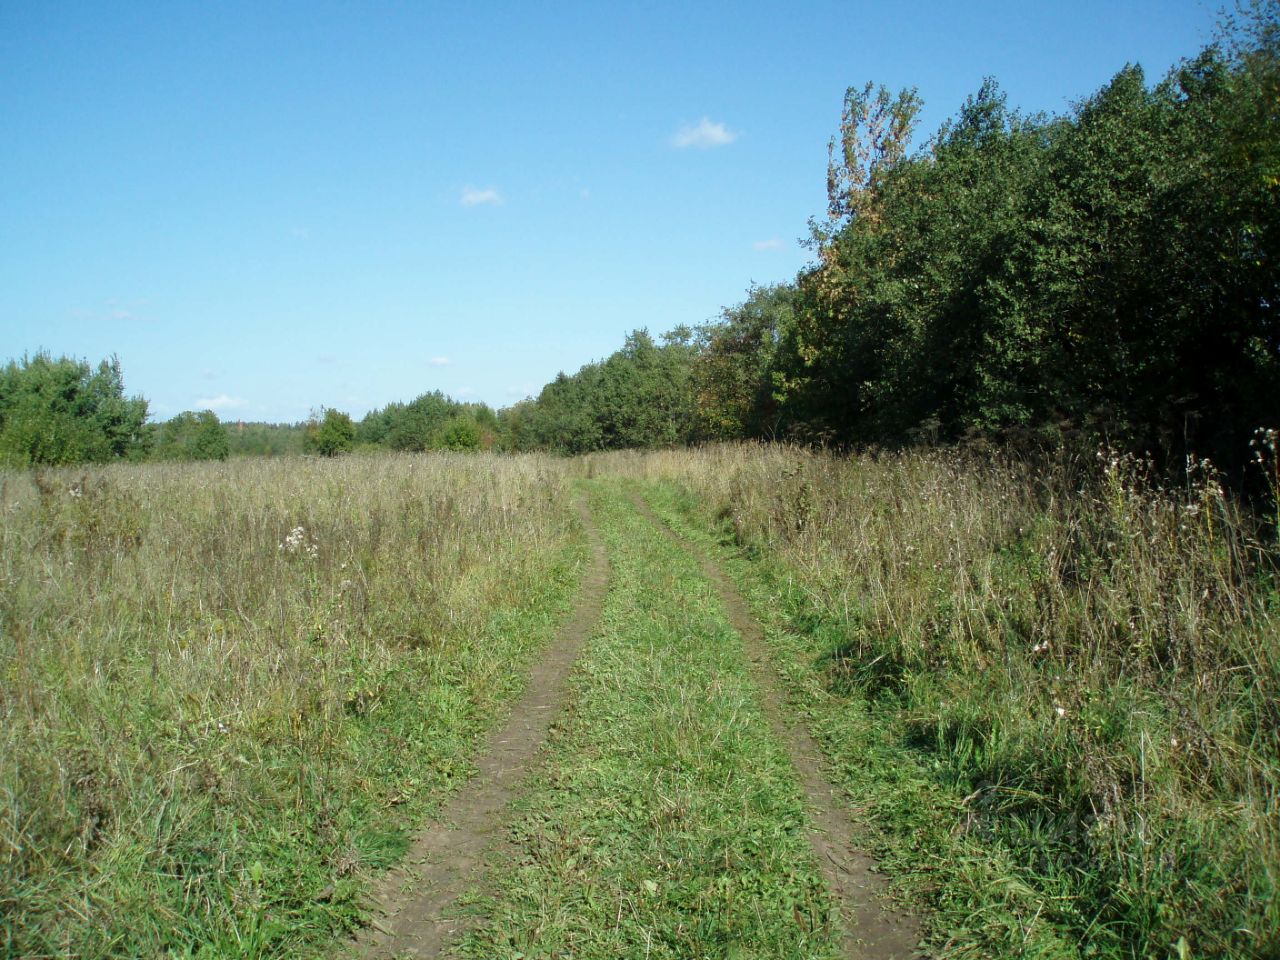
0;452;583;957
600;445;1280;959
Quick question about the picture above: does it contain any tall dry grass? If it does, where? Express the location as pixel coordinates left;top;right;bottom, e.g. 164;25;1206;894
596;443;1280;958
0;452;579;957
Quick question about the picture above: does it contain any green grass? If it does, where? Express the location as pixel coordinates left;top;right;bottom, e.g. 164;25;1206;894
7;445;1277;959
643;480;1076;958
0;453;585;958
454;482;844;960
609;446;1279;960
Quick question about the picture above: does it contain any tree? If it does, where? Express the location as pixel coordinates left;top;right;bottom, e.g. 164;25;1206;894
694;284;795;439
436;416;482;451
305;408;356;457
0;354;149;466
153;411;229;461
736;10;1279;470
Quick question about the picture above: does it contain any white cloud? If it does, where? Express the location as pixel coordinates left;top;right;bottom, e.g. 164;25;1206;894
460;186;503;207
753;238;784;251
456;386;478;398
196;394;248;412
429;356;450;366
671;117;738;149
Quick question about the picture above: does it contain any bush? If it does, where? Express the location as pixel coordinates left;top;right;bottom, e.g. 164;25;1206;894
305;409;356;457
0;354;149;466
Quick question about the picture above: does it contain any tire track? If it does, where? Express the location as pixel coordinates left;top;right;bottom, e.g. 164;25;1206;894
348;498;609;959
630;490;923;960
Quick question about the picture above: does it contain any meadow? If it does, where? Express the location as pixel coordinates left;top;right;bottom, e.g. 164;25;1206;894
601;444;1279;958
0;454;584;957
2;445;1277;958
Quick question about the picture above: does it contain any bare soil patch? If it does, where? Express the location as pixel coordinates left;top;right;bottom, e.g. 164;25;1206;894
631;491;923;959
348;499;609;959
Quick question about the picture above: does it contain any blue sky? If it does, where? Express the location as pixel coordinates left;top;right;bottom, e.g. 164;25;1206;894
1;1;1222;423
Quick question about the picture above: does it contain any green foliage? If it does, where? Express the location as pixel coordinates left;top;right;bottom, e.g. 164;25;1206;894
225;421;307;458
436;415;482;451
693;285;796;440
751;13;1280;470
305;408;356;457
512;329;700;453
0;354;149;466
358;392;497;453
153;410;229;461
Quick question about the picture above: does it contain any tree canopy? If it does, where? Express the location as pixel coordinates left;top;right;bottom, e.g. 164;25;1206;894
0;354;149;467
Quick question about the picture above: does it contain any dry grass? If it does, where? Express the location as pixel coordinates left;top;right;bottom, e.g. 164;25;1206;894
0;452;580;957
595;443;1280;958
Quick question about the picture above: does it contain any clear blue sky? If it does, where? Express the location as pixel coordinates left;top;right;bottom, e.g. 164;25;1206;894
1;1;1221;423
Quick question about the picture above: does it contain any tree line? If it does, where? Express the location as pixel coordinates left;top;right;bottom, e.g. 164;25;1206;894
4;4;1275;472
0;354;506;466
511;4;1278;476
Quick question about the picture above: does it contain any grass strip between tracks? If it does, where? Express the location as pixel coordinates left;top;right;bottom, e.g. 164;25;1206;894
453;482;845;959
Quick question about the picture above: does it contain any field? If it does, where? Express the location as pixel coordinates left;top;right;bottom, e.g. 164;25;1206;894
2;446;1277;958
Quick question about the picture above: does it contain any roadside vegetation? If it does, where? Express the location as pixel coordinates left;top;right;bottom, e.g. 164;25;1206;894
0;453;584;957
596;445;1279;958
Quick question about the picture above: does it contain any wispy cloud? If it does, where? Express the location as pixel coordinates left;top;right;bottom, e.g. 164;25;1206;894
753;238;784;251
429;356;451;366
196;394;248;412
671;117;738;149
460;186;503;207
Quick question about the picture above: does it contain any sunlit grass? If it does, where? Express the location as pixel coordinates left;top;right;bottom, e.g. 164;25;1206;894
0;452;583;958
600;444;1280;959
456;485;842;960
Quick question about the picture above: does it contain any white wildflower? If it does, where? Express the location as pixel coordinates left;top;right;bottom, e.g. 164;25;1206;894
280;525;318;560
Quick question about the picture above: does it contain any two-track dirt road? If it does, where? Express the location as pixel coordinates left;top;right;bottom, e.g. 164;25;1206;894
347;484;920;959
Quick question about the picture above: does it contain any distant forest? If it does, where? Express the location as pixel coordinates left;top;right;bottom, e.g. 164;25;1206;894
2;4;1275;477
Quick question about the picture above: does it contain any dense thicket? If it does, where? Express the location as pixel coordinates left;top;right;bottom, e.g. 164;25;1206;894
225;421;307;458
305;408;356;457
506;330;698;454
781;37;1277;470
150;410;230;461
0;355;149;467
357;391;496;452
